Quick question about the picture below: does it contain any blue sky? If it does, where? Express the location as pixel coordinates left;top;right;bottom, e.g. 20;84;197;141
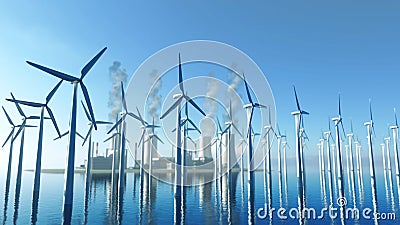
1;1;400;170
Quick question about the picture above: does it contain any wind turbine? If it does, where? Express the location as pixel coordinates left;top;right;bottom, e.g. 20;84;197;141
346;121;356;198
103;115;120;206
390;108;400;194
241;73;265;224
81;101;112;192
142;118;163;196
354;138;364;191
332;95;346;205
6;81;62;198
291;86;309;216
8;93;39;189
2;106;19;190
262;107;276;215
242;73;265;179
282;136;290;200
107;82;141;196
53;131;84;141
160;54;206;196
26;47;107;219
222;100;243;174
364;100;377;204
179;101;201;165
384;136;394;196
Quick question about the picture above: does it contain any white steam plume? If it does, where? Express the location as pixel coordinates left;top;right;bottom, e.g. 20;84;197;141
147;70;162;122
108;61;128;122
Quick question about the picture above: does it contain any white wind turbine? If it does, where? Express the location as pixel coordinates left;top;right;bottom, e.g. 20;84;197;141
291;86;309;214
332;95;346;205
390;108;400;194
364;101;378;204
159;54;206;196
8;93;38;190
81;101;112;191
26;47;107;219
107;82;141;195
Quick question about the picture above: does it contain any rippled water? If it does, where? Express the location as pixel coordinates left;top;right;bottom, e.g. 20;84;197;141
0;167;399;224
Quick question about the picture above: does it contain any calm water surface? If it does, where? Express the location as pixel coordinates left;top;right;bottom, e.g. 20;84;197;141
0;167;399;224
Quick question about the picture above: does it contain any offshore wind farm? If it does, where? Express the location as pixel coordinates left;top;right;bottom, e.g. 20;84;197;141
1;1;400;225
1;42;400;224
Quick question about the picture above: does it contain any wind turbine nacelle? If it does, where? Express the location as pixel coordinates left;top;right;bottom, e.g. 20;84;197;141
243;104;253;109
173;93;183;99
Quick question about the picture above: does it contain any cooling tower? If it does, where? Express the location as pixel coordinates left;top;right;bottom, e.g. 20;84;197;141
221;133;237;168
198;135;212;158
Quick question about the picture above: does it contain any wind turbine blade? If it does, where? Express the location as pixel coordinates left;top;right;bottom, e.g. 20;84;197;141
222;124;231;135
107;117;123;134
12;121;25;142
184;95;206;117
152;117;155;133
185;101;188;117
338;94;342;116
394;108;398;127
160;96;183;119
229;99;233;120
82;125;93;146
46;107;61;138
328;118;331;131
369;99;373;122
81;47;107;79
247;107;254;137
27;61;78;82
268;106;271;125
138;130;145;147
54;131;69;141
46;80;63;104
293;86;301;111
24;125;37;128
2;128;14;147
136;107;146;125
217;117;223;132
188;119;201;134
277;124;281;136
232;123;243;138
27;116;41;120
350;120;354;133
2;106;15;126
254;103;266;108
10;93;25;117
121;82;128;112
76;132;84;140
153;134;164;144
341;122;346;137
178;54;184;93
81;100;91;121
6;99;43;108
103;135;115;143
243;74;253;104
96;121;113;125
127;112;141;122
80;82;97;130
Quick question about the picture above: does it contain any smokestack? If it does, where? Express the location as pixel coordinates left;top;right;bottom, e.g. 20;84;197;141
108;61;128;122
